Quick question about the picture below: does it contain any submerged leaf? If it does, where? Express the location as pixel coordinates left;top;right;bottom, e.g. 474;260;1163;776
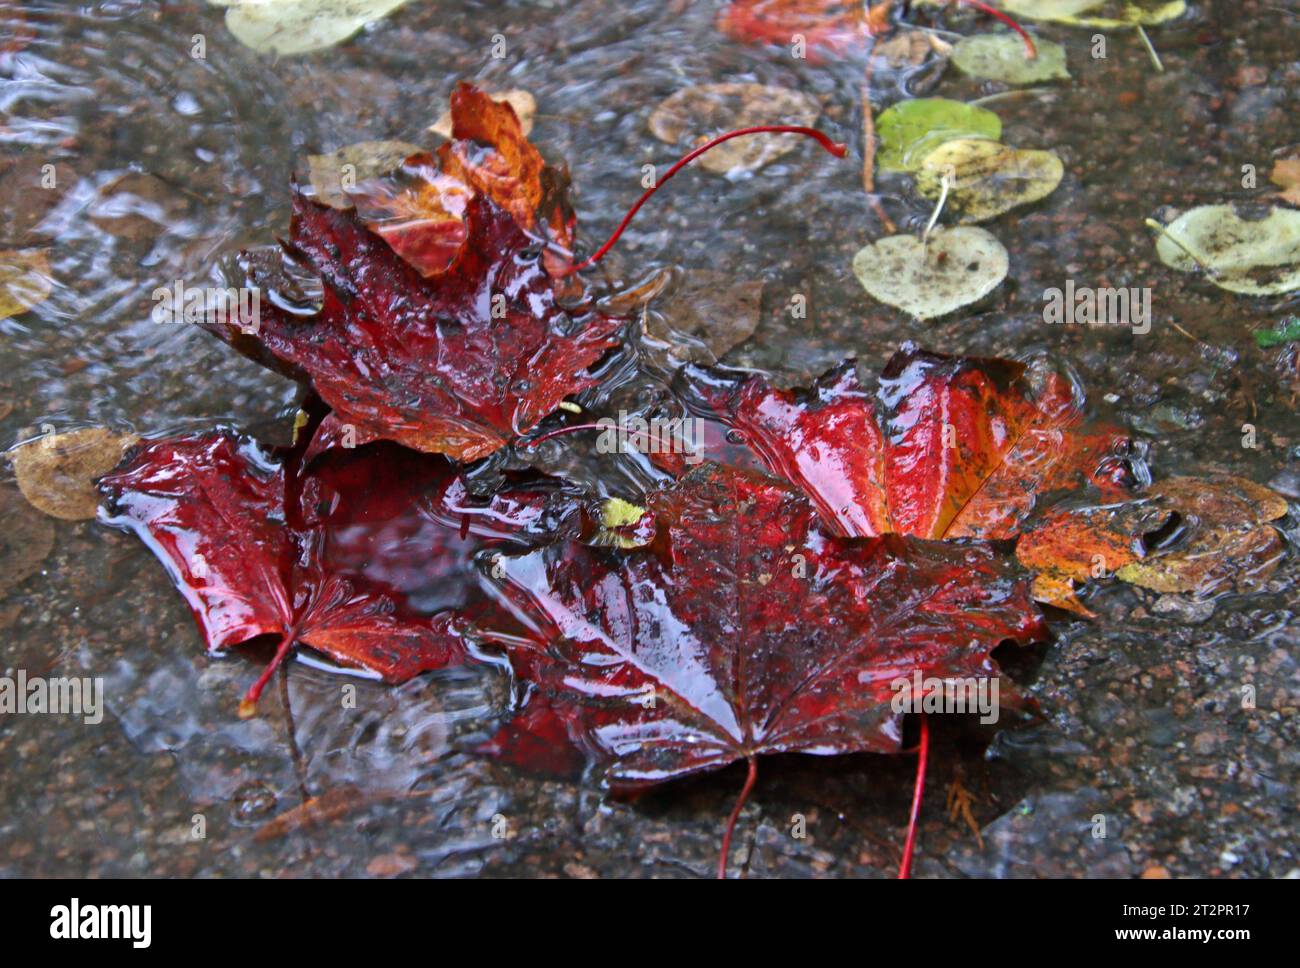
648;83;821;175
916;138;1064;222
1153;204;1300;296
1270;155;1300;207
344;152;475;278
952;33;1070;83
0;249;52;320
1018;476;1288;607
852;227;1009;319
1114;477;1288;595
306;140;423;210
876;98;1002;173
0;487;54;595
1254;316;1300;349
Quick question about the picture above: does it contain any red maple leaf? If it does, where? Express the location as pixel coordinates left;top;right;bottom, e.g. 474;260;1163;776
718;1;1035;64
687;344;1136;543
481;462;1046;874
203;85;622;463
717;0;894;64
98;431;583;716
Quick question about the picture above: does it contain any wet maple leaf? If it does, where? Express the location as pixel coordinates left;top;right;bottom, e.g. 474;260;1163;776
204;85;622;463
718;0;894;64
482;462;1045;799
689;344;1134;542
208;190;621;462
1018;476;1289;608
342;84;574;278
97;430;584;716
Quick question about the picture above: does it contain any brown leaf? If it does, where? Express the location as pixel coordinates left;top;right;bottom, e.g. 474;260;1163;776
1114;476;1288;595
648;83;820;175
11;427;139;520
644;268;763;363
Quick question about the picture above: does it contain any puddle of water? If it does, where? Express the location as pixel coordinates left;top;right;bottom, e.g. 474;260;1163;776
1;0;1297;876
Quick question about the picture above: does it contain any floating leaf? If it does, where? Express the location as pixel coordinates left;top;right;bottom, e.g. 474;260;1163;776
1152;204;1300;296
1018;476;1288;608
916;138;1064;222
11;427;140;521
992;0;1186;28
202;86;622;462
431;89;536;139
876;98;1002;173
852;227;1009;319
1113;477;1288;596
717;0;893;64
209;0;413;56
648;83;821;175
0;249;52;320
484;462;1046;789
952;33;1070;83
689;345;1132;543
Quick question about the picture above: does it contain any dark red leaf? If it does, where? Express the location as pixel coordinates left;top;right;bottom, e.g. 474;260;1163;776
482;462;1046;793
204;84;623;463
98;431;584;716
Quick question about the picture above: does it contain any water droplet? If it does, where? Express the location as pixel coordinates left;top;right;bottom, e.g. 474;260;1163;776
232;780;277;820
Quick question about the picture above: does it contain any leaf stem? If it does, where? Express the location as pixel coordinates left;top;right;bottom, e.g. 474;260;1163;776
897;714;930;879
1136;25;1164;73
562;126;846;276
922;172;951;246
954;0;1037;59
718;756;759;879
1144;217;1216;276
239;628;298;719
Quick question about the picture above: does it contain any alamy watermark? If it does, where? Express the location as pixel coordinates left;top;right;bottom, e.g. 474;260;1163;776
1043;280;1151;335
50;899;150;948
890;670;1000;724
0;670;103;725
152;279;260;333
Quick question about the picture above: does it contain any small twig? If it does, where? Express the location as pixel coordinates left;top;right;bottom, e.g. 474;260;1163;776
970;87;1054;107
